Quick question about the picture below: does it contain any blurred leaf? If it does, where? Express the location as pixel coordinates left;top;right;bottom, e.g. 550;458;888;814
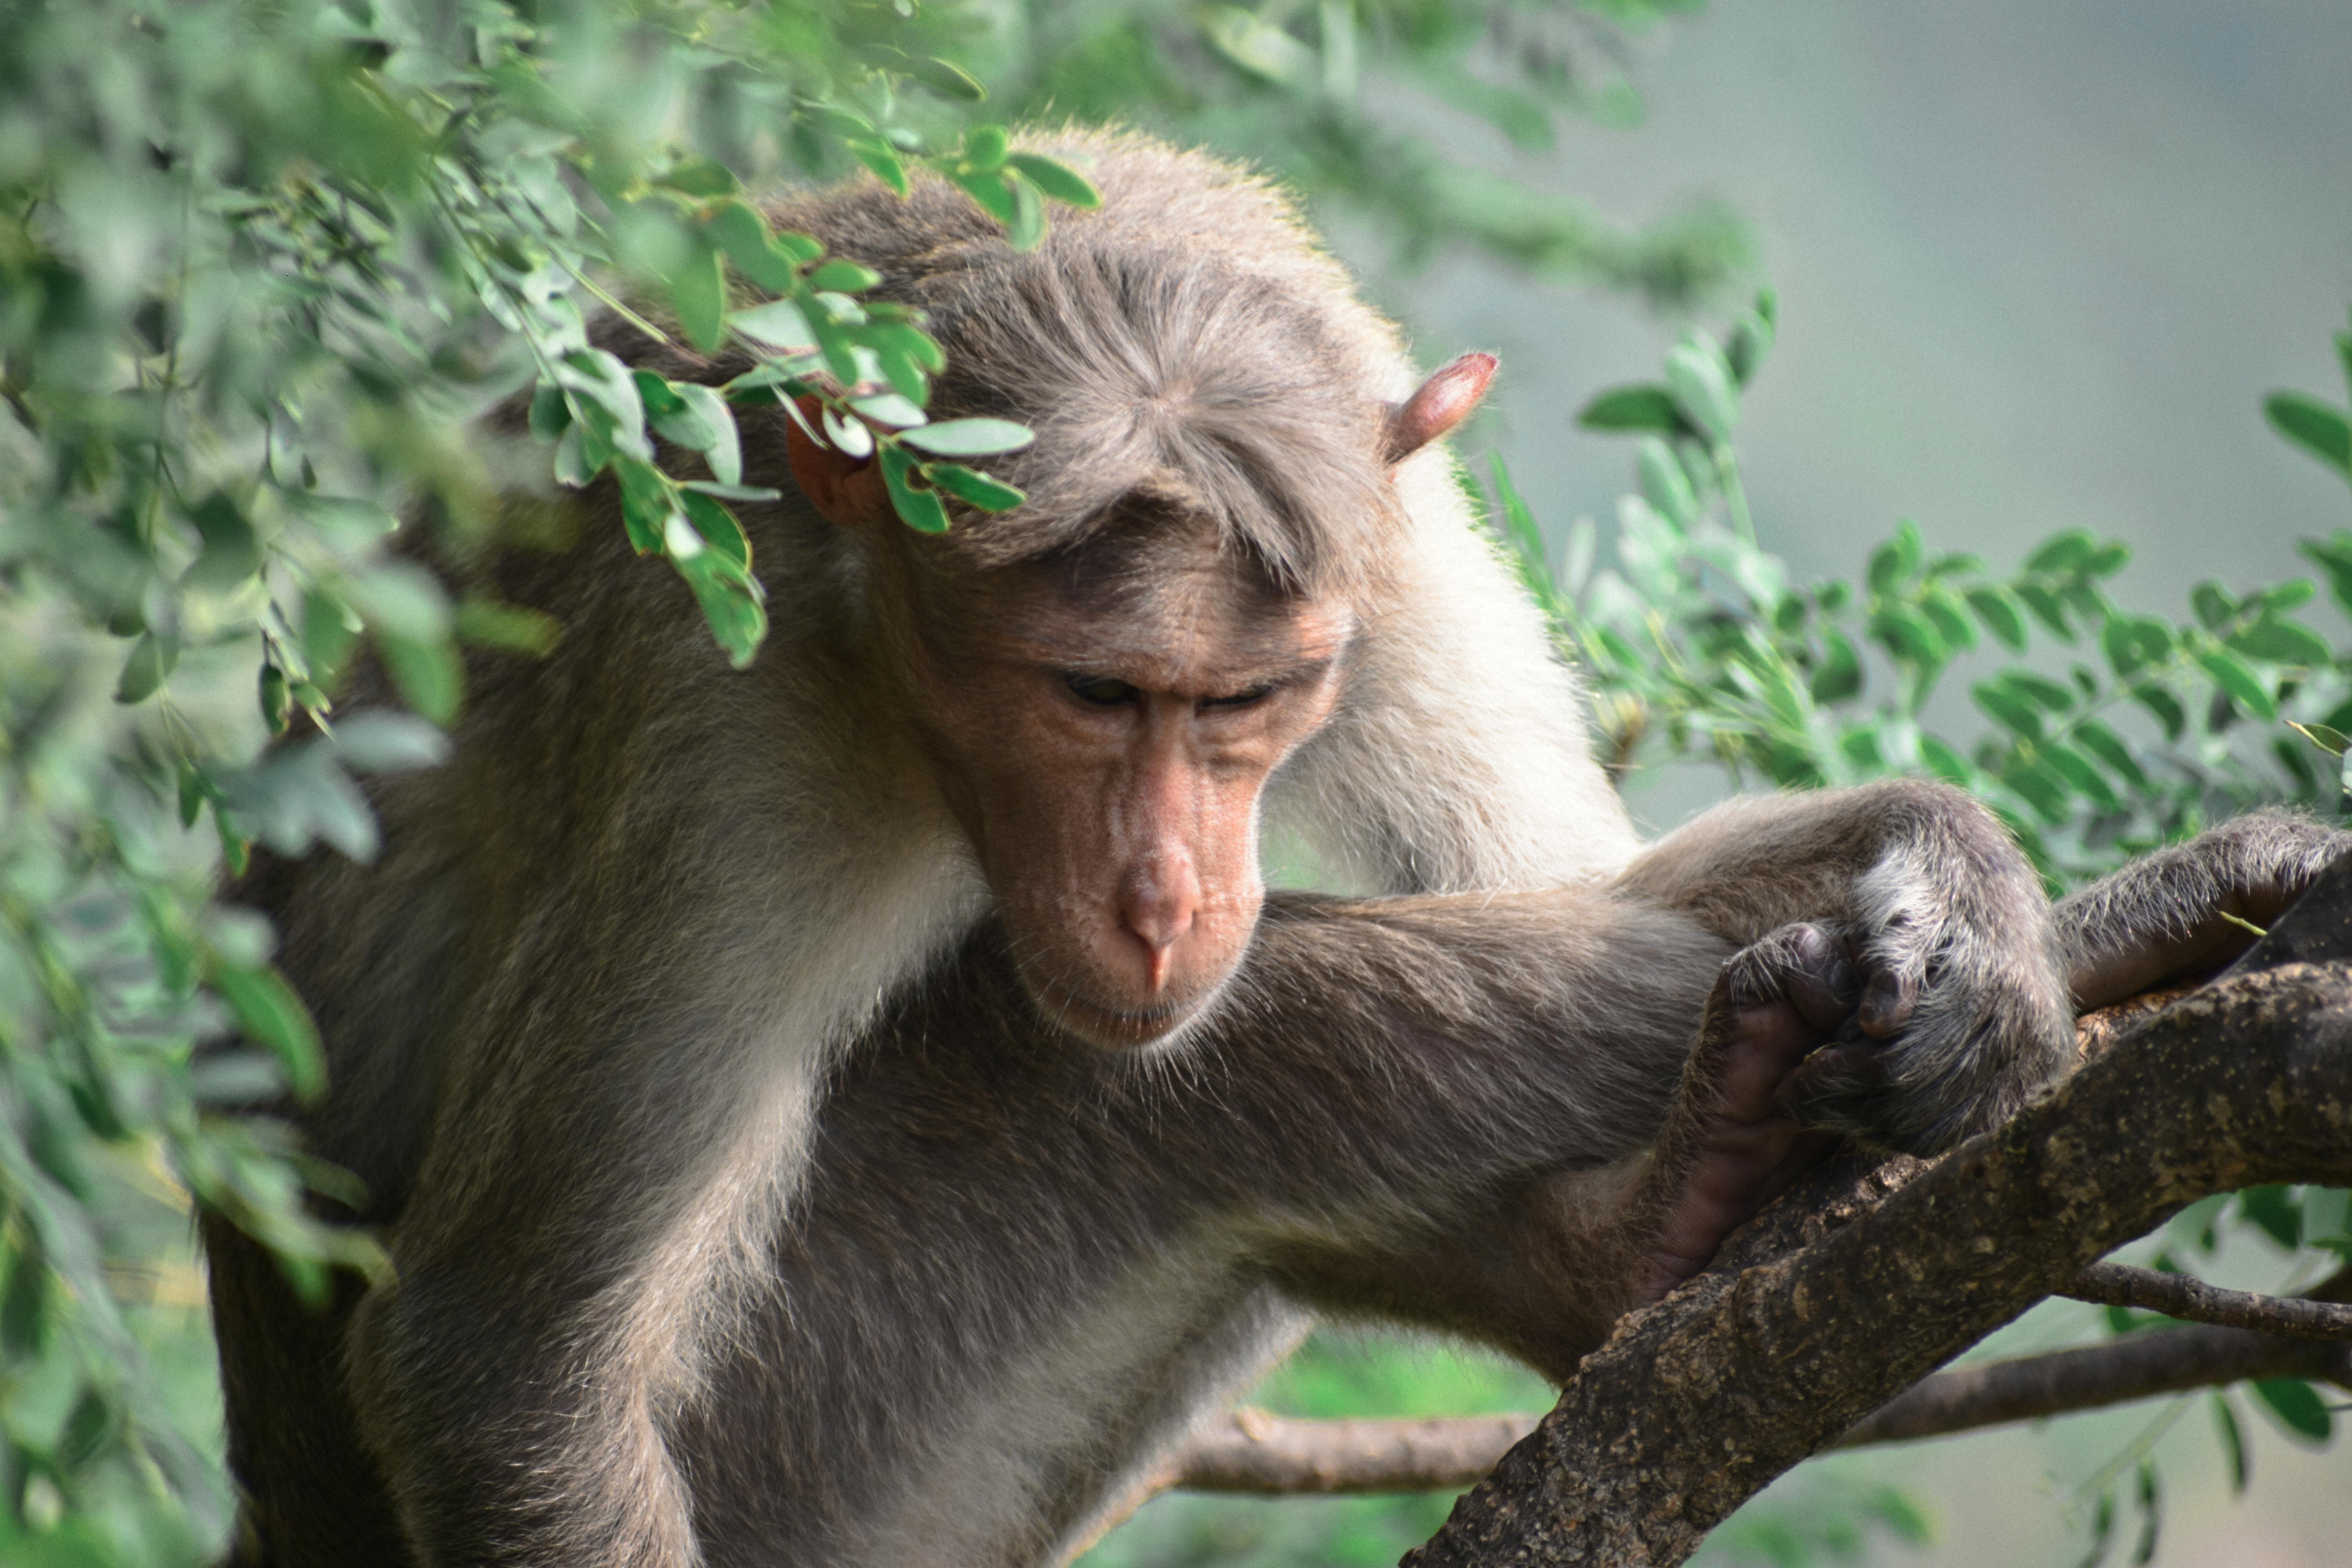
2249;1378;2332;1445
2238;1185;2301;1249
1663;333;1739;444
212;965;326;1102
2198;648;2277;720
2210;1393;2250;1495
923;463;1025;511
673;247;727;353
2265;392;2352;477
1577;385;1695;437
1005;153;1102;208
899;418;1036;456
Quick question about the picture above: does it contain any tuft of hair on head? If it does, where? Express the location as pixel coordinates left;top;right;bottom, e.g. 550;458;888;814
769;130;1415;602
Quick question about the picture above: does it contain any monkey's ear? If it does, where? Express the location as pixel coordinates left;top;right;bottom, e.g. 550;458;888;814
1381;352;1499;468
785;400;893;528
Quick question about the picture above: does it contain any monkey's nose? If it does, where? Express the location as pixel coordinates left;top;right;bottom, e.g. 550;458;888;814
1119;863;1201;992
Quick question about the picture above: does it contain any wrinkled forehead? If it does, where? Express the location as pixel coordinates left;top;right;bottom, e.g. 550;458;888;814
930;512;1359;675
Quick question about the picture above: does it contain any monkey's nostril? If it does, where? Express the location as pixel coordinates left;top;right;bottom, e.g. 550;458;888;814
1119;867;1201;989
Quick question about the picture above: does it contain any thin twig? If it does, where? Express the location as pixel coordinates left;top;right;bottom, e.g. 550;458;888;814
2063;1261;2352;1340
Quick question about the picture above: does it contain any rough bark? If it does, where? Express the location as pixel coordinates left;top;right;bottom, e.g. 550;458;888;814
1396;858;2352;1568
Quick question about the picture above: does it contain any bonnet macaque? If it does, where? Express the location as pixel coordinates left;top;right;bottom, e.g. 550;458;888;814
206;133;2346;1567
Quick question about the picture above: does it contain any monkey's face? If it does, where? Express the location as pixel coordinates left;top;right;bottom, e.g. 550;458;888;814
898;551;1351;1051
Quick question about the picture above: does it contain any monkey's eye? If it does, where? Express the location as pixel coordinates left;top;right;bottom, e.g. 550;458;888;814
1064;673;1141;707
1199;685;1274;710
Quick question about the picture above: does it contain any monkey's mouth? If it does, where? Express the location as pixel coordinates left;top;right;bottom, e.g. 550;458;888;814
1027;980;1212;1052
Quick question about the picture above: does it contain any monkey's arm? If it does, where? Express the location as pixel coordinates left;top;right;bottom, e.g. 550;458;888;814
2056;809;2351;1009
1212;891;1844;1377
1610;779;2073;1155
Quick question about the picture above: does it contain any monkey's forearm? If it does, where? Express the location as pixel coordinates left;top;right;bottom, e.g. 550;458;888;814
2056;809;2351;1009
1613;779;2043;949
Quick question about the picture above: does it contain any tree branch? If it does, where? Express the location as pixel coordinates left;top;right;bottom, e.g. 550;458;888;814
1152;1309;2351;1499
1399;853;2352;1568
1835;1322;2352;1446
2062;1261;2352;1340
1167;1409;1541;1494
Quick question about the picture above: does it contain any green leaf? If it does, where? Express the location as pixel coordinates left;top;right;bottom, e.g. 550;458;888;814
2227;615;2331;667
529;382;571;441
704;199;795;292
1869;604;1944;667
260;663;292;735
1202;5;1317;83
731;299;814;350
380;634;463;725
673;245;726;353
2265;391;2352;477
947;167;1016;226
1007;176;1046;252
2300;534;2352;618
1808;630;1862;704
2198;648;2278;719
1966;585;2029;650
1005;153;1102;209
2287;720;2352;757
2131;682;2187;742
616;457;674;555
213;964;326;1101
923;462;1026;512
2017;583;2075;642
680;491;751;569
2025;529;2100;577
1726;294;1775;387
899;418;1036;456
1636;437;1698;526
677;383;740;485
848;139;911;197
1973;681;2045;742
185;490;263;591
1920;585;1976;651
115;632;177;704
2101;615;2172;679
2074;719;2151;789
1919;734;1975;786
962;125;1010;171
880;444;951;534
1868;520;1923;595
2043;741;2122;813
851;392;927;427
2238;1184;2301;1248
1576;385;1694;437
2003;757;2073;823
1663;333;1739;445
657;157;739;197
906;55;988;102
2210;1394;2249;1495
454;600;560;654
808;260;881;294
2250;1378;2332;1445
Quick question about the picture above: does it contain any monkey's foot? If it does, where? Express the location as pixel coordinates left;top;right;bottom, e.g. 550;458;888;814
1634;924;1856;1304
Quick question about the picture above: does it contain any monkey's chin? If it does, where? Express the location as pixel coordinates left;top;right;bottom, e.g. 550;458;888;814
1032;984;1220;1054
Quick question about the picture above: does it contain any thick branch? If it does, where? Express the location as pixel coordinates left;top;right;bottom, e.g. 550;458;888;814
2062;1261;2352;1340
1401;871;2352;1568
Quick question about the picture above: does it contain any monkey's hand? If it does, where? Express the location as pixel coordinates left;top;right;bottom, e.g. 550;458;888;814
1631;925;1853;1303
1778;832;2079;1166
2059;809;2352;1012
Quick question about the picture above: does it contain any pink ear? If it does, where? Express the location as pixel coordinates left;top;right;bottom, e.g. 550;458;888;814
1381;352;1499;466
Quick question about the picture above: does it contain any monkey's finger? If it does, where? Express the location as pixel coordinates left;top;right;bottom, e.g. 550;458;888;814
1724;923;1859;1035
1855;964;1917;1039
1773;1041;1888;1125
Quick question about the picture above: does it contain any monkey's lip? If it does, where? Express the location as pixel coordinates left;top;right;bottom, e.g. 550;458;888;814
1031;982;1209;1049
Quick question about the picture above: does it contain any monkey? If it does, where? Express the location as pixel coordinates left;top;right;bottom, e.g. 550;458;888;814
200;131;2351;1568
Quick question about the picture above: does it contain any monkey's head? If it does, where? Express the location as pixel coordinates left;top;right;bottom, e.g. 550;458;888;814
786;351;1491;1051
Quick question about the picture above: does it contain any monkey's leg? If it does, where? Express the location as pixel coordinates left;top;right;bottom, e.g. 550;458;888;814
2059;809;2352;1010
1627;924;1856;1303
